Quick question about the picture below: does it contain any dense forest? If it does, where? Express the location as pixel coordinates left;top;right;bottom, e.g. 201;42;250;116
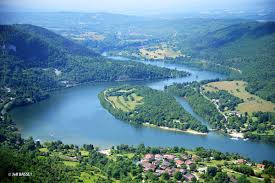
99;85;208;133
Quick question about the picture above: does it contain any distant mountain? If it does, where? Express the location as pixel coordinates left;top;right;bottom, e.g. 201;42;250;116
193;22;275;50
0;24;98;67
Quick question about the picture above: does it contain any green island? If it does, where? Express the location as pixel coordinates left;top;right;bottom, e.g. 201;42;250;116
1;116;275;182
166;81;275;142
99;85;208;134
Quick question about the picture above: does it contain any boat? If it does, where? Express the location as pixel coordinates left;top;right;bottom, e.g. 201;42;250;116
230;137;239;140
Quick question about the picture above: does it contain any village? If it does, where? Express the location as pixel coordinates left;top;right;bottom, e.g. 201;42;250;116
136;152;268;182
138;153;197;181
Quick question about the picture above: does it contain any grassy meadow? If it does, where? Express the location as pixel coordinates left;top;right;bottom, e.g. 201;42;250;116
203;80;275;114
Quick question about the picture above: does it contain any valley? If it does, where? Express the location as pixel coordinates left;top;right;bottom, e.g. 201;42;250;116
0;11;275;182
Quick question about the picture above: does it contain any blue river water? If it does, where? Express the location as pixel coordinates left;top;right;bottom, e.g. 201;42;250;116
10;58;275;163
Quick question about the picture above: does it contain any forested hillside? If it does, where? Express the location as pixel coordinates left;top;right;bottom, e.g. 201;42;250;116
0;24;186;109
187;22;275;102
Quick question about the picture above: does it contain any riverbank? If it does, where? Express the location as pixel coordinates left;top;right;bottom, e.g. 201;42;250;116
229;131;245;138
143;123;208;135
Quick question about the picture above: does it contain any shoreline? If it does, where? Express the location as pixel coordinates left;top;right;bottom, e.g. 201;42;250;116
143;123;208;136
228;131;245;139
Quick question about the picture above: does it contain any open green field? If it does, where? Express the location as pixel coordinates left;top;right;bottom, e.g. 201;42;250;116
63;161;79;167
203;80;275;114
39;147;49;153
80;150;89;156
139;43;183;60
106;88;143;112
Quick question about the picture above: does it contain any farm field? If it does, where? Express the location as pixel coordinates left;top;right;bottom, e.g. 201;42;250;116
203;80;275;114
139;44;183;60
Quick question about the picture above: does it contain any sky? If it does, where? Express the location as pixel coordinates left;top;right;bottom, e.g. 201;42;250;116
0;0;274;15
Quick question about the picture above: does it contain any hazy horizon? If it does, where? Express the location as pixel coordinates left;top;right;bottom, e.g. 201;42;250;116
1;0;275;16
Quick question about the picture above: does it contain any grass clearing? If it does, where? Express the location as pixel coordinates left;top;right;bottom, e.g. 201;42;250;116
63;161;79;167
39;148;49;152
106;89;143;112
80;150;89;156
203;80;275;114
139;45;182;60
203;160;226;167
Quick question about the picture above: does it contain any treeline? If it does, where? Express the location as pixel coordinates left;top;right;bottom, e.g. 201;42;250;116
99;85;208;133
63;56;187;83
166;82;226;130
244;112;275;142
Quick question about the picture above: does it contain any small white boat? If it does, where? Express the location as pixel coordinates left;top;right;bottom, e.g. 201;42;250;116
243;138;249;141
230;137;239;140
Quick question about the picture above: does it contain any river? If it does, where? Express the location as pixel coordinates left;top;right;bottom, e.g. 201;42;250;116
10;58;275;163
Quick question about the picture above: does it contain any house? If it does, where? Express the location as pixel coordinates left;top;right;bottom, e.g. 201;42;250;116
185;160;194;166
141;159;149;164
155;154;163;161
144;154;155;160
160;160;170;170
197;167;207;174
164;154;175;160
165;168;174;175
179;169;187;174
175;159;185;167
236;159;247;164
229;111;241;117
257;164;265;169
155;169;165;176
192;155;199;161
142;162;156;172
181;154;189;160
184;173;196;182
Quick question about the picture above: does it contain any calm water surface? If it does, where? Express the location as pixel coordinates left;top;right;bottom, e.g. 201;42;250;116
11;59;275;162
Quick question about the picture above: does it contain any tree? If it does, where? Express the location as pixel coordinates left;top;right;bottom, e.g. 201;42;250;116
190;163;197;171
237;175;251;183
207;166;218;177
174;171;183;181
214;172;229;183
264;176;271;183
162;172;170;180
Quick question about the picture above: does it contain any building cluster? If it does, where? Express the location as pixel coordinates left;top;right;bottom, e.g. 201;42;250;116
138;153;196;181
